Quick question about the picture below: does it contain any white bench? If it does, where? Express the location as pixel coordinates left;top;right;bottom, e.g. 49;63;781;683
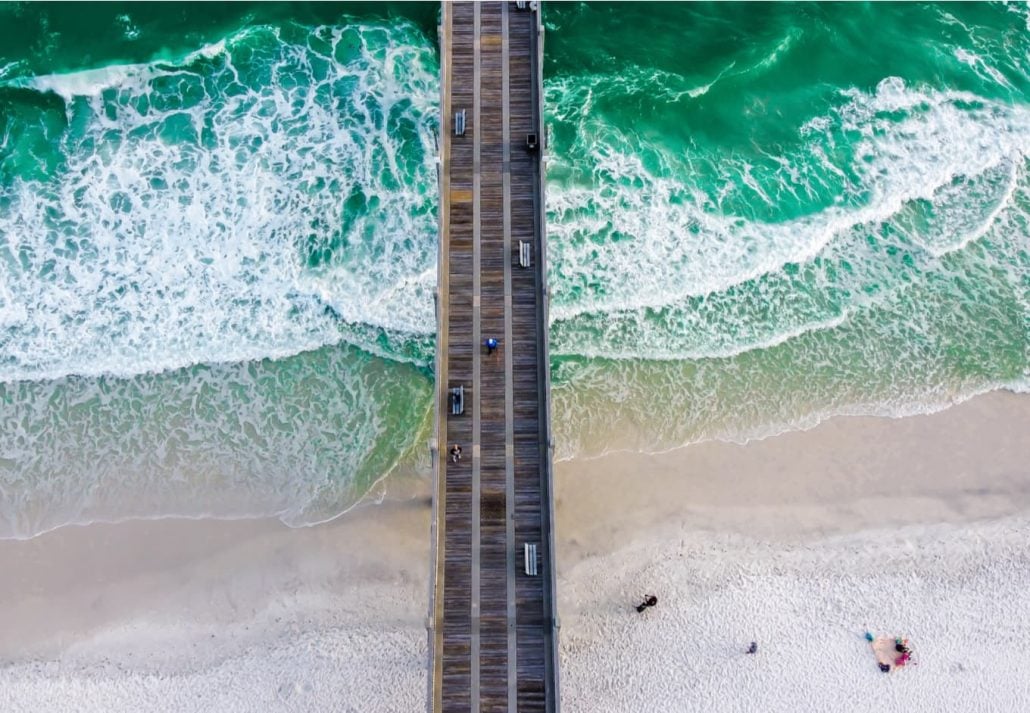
454;109;466;137
524;543;538;576
517;240;532;268
449;385;464;416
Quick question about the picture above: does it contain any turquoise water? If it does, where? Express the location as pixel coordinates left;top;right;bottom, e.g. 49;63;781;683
1;2;1028;537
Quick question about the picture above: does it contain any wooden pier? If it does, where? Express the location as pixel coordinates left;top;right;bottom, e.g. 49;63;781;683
428;2;560;712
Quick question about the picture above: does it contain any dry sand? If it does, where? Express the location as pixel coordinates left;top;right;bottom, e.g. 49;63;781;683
0;391;1028;711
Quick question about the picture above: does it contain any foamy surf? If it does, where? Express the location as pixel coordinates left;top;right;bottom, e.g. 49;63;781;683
547;78;1030;323
0;20;439;384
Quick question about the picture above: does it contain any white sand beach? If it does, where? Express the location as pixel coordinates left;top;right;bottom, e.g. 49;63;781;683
1;391;1029;712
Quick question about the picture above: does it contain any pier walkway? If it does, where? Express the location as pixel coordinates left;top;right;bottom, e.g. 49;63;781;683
428;2;559;712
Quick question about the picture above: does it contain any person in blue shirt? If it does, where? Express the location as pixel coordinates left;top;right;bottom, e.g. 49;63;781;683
484;337;499;355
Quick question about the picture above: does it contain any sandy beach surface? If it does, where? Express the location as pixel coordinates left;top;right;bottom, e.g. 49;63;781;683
1;391;1029;712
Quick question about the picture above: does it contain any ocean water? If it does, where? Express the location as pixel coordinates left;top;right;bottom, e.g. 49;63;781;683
1;2;1028;537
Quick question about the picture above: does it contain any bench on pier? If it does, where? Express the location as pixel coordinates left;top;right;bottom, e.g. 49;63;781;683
449;385;465;416
524;543;538;576
454;109;466;137
526;132;539;152
517;240;532;268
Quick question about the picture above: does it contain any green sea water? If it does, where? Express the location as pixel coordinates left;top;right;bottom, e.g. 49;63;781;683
0;2;1027;537
544;2;1030;454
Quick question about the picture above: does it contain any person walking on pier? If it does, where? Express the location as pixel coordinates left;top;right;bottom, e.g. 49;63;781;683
484;337;499;355
450;443;462;463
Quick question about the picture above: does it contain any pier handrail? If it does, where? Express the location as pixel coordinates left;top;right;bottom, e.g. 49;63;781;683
529;5;562;709
426;8;452;713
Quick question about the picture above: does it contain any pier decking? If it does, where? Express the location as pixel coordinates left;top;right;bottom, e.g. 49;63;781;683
428;2;559;712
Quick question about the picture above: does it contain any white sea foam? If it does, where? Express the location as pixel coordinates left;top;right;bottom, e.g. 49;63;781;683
953;47;1016;90
551;354;1023;463
25;63;157;99
0;21;439;383
745;26;800;74
545;25;800;112
551;300;854;363
115;14;141;42
548;78;1030;325
940;7;1030;93
0;60;28;81
543;76;1030;384
896;159;1021;258
936;10;973;34
550;214;1029;457
545;65;714;116
1006;1;1030;33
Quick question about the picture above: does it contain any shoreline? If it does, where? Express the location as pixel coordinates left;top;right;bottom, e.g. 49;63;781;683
557;378;1030;464
3;379;1022;543
0;390;1028;711
555;388;1030;549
